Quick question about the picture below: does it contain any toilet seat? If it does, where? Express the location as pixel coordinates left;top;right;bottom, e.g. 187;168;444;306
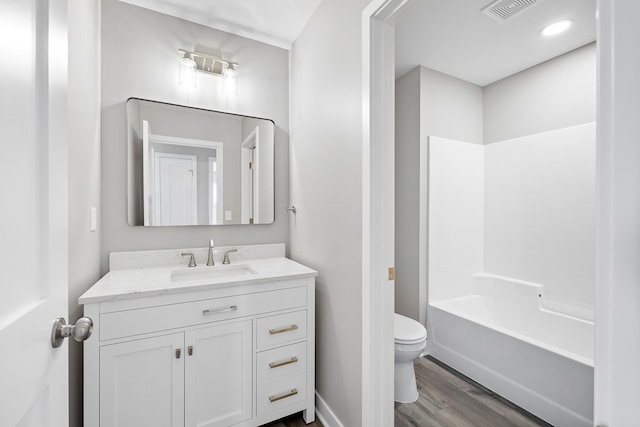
394;313;427;344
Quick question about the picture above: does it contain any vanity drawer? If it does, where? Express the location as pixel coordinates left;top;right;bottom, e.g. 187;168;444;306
256;310;307;350
257;342;307;382
100;287;306;341
256;373;307;416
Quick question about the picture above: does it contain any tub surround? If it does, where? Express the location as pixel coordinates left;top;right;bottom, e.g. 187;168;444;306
427;125;596;426
80;244;317;427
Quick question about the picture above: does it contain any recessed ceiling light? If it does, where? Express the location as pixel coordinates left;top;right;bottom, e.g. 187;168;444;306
540;19;574;37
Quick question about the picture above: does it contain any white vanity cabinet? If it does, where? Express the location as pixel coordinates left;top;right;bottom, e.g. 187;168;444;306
81;262;316;427
100;332;185;427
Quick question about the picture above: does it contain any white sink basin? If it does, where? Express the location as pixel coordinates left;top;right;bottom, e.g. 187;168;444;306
170;265;257;282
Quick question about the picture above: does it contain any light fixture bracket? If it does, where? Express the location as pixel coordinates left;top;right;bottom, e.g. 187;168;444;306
178;49;238;77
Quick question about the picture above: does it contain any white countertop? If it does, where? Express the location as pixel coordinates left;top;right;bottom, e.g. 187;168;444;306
79;257;317;304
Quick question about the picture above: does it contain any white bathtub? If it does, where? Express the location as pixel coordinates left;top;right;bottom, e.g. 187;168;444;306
428;274;594;427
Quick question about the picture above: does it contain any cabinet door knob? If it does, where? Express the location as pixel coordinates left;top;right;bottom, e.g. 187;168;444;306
176;348;181;359
188;346;193;356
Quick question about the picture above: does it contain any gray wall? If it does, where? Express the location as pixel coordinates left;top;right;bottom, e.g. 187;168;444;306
394;66;483;321
420;67;484;145
395;68;421;321
289;0;368;424
68;2;102;426
484;43;596;143
101;0;289;272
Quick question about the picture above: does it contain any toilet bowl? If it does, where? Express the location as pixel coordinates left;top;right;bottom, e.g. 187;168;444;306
394;313;427;403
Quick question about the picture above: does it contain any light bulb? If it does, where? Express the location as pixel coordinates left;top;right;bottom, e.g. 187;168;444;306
222;65;238;95
179;55;196;88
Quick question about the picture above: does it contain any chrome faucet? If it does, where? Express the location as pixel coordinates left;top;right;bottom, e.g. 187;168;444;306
181;252;197;267
222;249;237;264
207;238;215;266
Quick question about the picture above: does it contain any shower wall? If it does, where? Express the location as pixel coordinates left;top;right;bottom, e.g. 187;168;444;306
429;123;596;320
484;124;596;319
428;137;484;303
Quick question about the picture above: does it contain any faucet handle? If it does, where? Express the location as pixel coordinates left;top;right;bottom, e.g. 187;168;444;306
222;249;238;265
181;252;197;267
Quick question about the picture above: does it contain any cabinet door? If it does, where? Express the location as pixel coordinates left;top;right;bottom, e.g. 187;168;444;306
100;333;185;427
185;321;253;427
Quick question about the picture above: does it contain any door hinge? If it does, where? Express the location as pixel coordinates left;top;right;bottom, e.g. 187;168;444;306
249;161;253;170
388;267;395;281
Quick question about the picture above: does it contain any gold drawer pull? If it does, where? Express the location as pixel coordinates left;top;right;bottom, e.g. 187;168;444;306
269;356;298;369
203;305;237;316
269;388;298;403
269;324;298;335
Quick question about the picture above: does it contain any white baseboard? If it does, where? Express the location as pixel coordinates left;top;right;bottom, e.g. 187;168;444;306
315;391;344;427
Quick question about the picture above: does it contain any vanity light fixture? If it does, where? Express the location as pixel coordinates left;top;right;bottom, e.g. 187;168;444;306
540;19;573;37
178;48;238;94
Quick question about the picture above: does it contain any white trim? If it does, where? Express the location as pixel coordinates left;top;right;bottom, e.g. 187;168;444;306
241;127;259;224
315;391;345;427
594;1;640;425
142;120;151;225
150;133;223;150
208;153;223;225
362;0;415;425
419;137;429;326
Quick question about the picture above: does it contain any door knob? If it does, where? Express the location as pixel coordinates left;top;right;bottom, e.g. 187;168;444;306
51;317;93;348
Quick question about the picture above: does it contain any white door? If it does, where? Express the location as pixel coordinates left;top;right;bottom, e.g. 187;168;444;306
0;0;70;425
100;334;185;427
154;153;198;225
185;321;253;427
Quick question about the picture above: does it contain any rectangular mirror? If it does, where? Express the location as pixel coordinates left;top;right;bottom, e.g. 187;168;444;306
127;98;275;226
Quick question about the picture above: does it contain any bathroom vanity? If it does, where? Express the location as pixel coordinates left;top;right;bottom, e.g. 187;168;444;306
80;244;317;427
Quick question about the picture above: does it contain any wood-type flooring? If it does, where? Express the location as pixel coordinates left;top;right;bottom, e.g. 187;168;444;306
394;356;553;427
264;356;552;427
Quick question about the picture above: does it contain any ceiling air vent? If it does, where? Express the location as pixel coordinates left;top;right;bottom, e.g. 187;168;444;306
481;0;544;23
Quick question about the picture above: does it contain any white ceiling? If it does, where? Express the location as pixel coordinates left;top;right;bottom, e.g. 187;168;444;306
120;0;595;85
395;0;597;86
118;0;322;49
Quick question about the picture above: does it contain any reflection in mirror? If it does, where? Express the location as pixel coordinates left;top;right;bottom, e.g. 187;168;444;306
127;98;275;226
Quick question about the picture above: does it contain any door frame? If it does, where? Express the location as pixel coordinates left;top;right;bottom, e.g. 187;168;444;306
241;126;259;224
361;0;415;425
363;0;640;425
594;1;640;424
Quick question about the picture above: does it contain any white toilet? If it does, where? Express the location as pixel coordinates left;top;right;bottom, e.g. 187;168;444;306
394;313;427;403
